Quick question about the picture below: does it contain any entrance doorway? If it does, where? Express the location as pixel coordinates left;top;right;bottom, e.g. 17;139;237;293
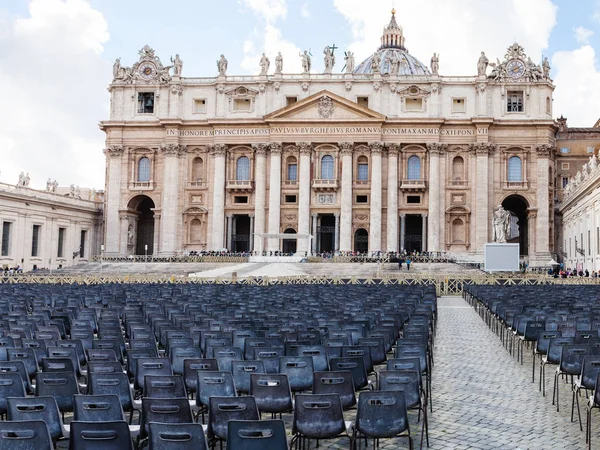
232;215;251;252
282;228;297;254
317;214;335;253
354;228;368;253
404;215;423;253
502;195;528;255
128;195;155;255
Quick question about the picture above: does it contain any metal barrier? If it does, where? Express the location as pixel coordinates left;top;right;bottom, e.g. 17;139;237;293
90;255;248;263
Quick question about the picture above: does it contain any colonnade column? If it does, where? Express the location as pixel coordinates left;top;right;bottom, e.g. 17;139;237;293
119;215;129;255
369;142;383;253
422;214;428;251
210;144;227;250
252;144;267;253
339;142;354;252
160;143;183;256
103;145;124;255
386;144;399;252
297;142;313;255
426;143;445;252
334;213;340;252
311;214;318;254
472;143;494;251
400;214;406;252
226;215;233;251
535;144;553;258
267;144;282;252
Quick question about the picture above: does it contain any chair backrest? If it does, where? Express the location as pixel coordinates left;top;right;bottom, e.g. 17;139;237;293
341;345;374;374
41;357;75;374
547;337;575;364
254;347;284;374
35;371;79;413
196;371;237;408
148;422;208;450
279;356;314;392
73;394;125;422
523;321;545;341
559;344;591;375
357;337;387;365
144;375;187;398
87;372;134;413
355;390;410;439
249;373;293;415
580;356;600;390
92;339;124;363
0;372;26;414
231;360;265;395
292;393;346;439
87;361;124;374
86;348;118;363
297;345;329;372
214;347;243;373
329;357;368;390
0;420;53;450
7;347;39;381
377;370;421;409
394;343;428;374
140;397;193;442
312;371;356;410
46;346;81;375
7;396;63;443
208;396;260;441
535;330;561;355
226;419;288;450
169;347;203;376
135;357;173;392
183;358;219;393
68;420;133;450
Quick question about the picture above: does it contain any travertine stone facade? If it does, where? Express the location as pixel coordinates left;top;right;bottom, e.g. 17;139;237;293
101;11;558;264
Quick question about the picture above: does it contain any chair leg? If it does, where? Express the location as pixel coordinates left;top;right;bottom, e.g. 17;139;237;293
575;389;583;431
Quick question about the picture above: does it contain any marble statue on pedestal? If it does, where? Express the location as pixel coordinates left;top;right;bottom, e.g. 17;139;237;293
477;51;488;76
275;52;283;73
344;51;354;73
492;205;511;243
259;53;270;75
217;54;228;76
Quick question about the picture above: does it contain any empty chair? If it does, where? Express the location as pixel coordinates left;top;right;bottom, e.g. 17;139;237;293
41;357;75;374
196;371;237;422
69;420;133;450
169;347;203;376
0;372;26;417
182;358;218;395
231;360;265;395
290;393;350;449
250;373;293;418
226;419;288;450
574;355;600;431
330;356;371;391
254;347;284;374
46;346;82;376
144;375;187;399
540;337;575;396
35;371;79;414
87;348;119;364
7;347;39;382
279;356;314;393
297;345;329;372
533;330;561;388
87;371;139;424
358;337;387;366
148;422;208;450
87;361;124;374
312;371;357;411
7;396;68;444
73;394;125;422
139;397;194;447
0;361;32;394
351;390;413;450
552;344;590;411
0;420;52;450
207;396;260;448
135;357;173;394
214;347;243;373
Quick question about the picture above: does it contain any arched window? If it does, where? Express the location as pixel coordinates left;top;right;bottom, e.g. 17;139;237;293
321;155;334;180
357;155;369;181
236;156;250;181
138;157;151;182
452;218;465;243
507;156;522;182
287;156;297;181
407;155;421;180
452;156;464;180
190;218;202;243
191;157;204;181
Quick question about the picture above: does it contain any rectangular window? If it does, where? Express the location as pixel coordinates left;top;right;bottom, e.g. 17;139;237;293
562;177;569;188
57;228;66;258
193;99;206;113
234;196;248;204
356;96;369;108
452;98;466;113
588;146;595;154
357;164;368;181
561;162;569;170
137;92;154;114
284;195;297;204
407;195;421;204
405;98;423;111
356;195;368;204
286;96;298;106
31;225;41;257
507;91;523;112
560;148;570;154
233;98;252;111
80;230;87;258
287;164;297;181
1;222;11;256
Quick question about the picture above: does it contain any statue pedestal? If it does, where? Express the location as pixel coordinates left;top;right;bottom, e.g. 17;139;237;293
484;243;519;272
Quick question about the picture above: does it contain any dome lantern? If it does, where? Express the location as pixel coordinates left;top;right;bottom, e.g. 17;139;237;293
380;9;406;50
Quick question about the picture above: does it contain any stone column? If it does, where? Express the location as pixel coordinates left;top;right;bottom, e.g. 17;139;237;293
297;142;313;255
334;213;340;252
422;214;428;251
369;142;383;253
386;144;399;252
252;144;267;253
339;142;354;252
159;144;183;256
152;210;161;255
103;146;124;255
472;143;494;251
226;215;233;251
210;144;227;250
400;214;406;252
426;143;445;252
249;214;255;253
535;144;553;258
311;214;318;254
267;143;282;251
119;215;129;255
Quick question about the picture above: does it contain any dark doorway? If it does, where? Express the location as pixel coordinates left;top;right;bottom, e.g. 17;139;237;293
282;228;297;254
317;214;335;253
354;228;368;253
502;195;528;256
129;195;155;256
233;215;251;252
404;215;423;253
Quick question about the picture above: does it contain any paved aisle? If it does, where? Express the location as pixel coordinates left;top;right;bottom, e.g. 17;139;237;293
428;296;585;450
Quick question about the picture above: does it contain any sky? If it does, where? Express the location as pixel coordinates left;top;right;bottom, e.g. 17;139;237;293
1;0;599;190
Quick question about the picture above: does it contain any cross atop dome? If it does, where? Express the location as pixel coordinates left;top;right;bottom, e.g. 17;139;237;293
380;8;406;50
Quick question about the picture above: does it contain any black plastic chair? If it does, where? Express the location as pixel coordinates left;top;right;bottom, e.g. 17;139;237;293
279;356;314;393
207;395;260;448
196;371;237;423
254;347;285;374
330;356;371;391
214;347;243;373
69;420;134;450
290;393;350;449
139;397;194;448
226;419;288;450
135;358;173;395
351;390;413;450
312;371;357;410
0;372;25;418
574;355;600;431
250;373;293;418
144;375;187;399
540;337;574;397
35;371;79;415
0;420;53;450
182;358;219;396
7;396;68;444
552;344;590;411
169;347;203;376
297;345;329;372
148;422;208;450
231;360;265;395
73;394;125;422
88;371;139;424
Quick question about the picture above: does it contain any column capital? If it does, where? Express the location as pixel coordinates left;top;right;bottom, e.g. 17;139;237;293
248;214;255;218
469;143;496;156
421;214;428;218
269;142;283;154
334;212;340;218
369;142;384;154
103;145;124;157
252;143;268;156
426;142;447;156
338;142;354;155
386;143;400;156
209;144;228;156
160;143;185;156
296;142;313;155
226;214;233;219
311;213;318;218
536;144;555;158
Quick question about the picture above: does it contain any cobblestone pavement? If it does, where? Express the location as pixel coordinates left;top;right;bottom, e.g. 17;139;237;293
280;296;591;449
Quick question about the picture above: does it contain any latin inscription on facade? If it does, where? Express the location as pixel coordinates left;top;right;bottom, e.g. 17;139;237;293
167;127;485;137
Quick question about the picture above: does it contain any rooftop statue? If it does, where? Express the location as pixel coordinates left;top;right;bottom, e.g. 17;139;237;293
430;53;439;75
477;51;488;76
300;50;311;73
344;51;354;73
323;46;335;73
275;52;283;74
259;53;270;75
217;54;228;76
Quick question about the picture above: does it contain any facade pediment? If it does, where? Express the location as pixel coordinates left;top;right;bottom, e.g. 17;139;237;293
265;90;386;122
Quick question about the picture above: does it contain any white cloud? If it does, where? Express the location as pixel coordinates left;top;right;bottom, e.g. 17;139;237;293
553;45;600;126
0;0;109;190
301;3;311;19
574;26;594;44
238;0;287;22
333;0;557;76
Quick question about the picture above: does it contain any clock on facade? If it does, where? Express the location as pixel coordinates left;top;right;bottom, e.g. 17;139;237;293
138;62;157;80
506;59;525;78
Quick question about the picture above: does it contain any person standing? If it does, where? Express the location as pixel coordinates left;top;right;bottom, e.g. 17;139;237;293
406;257;411;271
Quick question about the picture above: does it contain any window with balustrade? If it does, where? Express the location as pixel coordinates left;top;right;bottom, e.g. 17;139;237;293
507;156;522;182
357;156;369;181
407;155;421;180
138;157;151;182
321;155;334;180
236;156;250;181
286;156;297;181
451;156;464;181
191;157;204;182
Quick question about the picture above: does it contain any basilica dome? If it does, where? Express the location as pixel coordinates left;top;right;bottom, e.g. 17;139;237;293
353;10;431;76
